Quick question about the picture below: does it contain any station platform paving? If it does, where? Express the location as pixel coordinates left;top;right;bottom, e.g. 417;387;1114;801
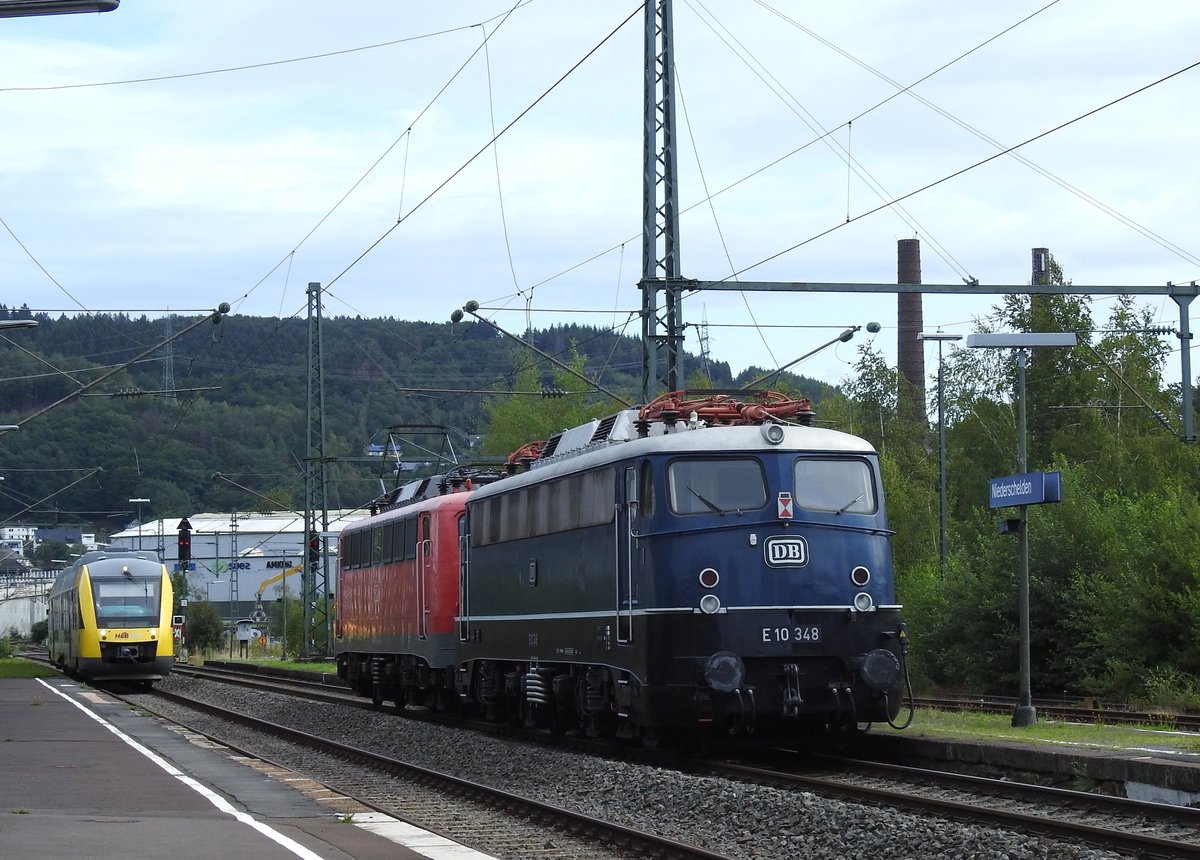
0;676;496;860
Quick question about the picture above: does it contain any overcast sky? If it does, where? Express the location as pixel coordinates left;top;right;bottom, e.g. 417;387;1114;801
2;1;1197;386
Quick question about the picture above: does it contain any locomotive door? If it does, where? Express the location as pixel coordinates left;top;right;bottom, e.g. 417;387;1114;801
615;465;639;644
457;512;470;642
417;513;431;639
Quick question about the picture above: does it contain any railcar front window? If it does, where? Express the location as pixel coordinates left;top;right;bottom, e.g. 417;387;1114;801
794;458;877;514
668;458;767;515
92;577;161;628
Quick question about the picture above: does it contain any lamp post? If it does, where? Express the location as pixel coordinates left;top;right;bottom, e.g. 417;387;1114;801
968;332;1076;727
129;498;149;551
918;332;963;576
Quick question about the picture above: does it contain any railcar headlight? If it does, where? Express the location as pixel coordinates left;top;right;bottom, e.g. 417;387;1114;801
852;592;874;612
698;567;719;588
99;629;107;640
704;651;745;693
761;423;785;444
699;594;721;614
850;565;871;587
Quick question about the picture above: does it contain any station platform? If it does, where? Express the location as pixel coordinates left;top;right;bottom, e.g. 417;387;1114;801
0;677;495;860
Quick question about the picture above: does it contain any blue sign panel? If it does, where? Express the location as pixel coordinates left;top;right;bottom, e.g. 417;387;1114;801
988;471;1062;508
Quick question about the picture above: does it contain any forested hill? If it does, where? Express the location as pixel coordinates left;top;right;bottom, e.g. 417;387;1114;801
0;310;836;529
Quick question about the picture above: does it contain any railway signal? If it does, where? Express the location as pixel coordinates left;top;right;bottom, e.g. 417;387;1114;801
176;518;192;564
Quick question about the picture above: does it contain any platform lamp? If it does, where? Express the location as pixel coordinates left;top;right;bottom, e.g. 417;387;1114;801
917;332;963;577
967;332;1077;727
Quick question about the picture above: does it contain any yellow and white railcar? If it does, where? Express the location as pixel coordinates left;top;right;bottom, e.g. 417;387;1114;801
48;551;174;684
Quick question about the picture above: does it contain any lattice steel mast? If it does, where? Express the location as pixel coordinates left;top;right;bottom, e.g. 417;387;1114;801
640;0;686;402
303;282;332;658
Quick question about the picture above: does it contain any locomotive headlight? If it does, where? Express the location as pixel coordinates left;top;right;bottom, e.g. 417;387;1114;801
761;423;785;445
850;566;871;587
852;592;874;612
698;567;720;588
699;594;721;614
704;651;745;693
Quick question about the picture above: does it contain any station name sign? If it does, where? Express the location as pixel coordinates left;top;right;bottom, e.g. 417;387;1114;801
988;471;1062;508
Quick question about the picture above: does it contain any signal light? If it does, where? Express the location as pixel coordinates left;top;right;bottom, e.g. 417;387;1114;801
307;535;321;565
176;517;192;564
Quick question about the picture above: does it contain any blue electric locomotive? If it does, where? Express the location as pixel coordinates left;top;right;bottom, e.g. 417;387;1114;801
455;392;912;741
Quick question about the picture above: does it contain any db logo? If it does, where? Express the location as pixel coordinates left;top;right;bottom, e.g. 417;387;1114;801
764;536;809;567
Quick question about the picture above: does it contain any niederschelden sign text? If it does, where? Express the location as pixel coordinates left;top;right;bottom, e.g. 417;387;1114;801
988;471;1062;508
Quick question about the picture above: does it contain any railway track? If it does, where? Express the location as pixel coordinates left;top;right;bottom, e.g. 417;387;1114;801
161;664;1200;858
186;659;1200;734
124;684;736;860
712;749;1200;858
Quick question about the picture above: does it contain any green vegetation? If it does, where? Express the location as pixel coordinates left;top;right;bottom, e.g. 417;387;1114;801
0;658;56;679
878;708;1200;754
0;312;826;531
217;657;337;674
182;601;227;655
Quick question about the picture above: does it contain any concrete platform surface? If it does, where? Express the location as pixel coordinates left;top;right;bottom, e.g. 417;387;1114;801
0;677;497;860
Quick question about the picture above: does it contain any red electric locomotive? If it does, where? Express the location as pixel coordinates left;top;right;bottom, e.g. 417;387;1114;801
333;469;498;708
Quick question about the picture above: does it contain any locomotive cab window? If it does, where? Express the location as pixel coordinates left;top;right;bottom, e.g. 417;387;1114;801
667;458;767;515
91;576;161;627
793;458;877;514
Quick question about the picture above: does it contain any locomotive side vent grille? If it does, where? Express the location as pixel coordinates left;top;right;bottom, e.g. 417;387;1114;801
591;413;619;444
540;433;563;458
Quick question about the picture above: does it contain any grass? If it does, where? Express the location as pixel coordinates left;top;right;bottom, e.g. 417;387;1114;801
0;657;55;679
877;707;1200;753
212;656;337;674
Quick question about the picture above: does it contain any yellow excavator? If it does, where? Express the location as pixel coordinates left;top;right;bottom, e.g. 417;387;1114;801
250;563;303;621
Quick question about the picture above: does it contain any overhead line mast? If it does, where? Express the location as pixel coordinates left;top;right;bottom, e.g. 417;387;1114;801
640;0;685;401
303;282;332;658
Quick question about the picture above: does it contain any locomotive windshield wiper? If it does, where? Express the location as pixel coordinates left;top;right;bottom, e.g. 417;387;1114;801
687;485;725;515
834;492;865;515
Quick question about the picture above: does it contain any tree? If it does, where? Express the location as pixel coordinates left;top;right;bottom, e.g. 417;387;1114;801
31;540;73;570
481;351;623;459
184;601;225;655
909;289;1200;701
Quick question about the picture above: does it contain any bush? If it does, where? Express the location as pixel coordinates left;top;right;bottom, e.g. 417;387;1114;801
30;620;47;645
1137;666;1200;713
0;637;13;659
